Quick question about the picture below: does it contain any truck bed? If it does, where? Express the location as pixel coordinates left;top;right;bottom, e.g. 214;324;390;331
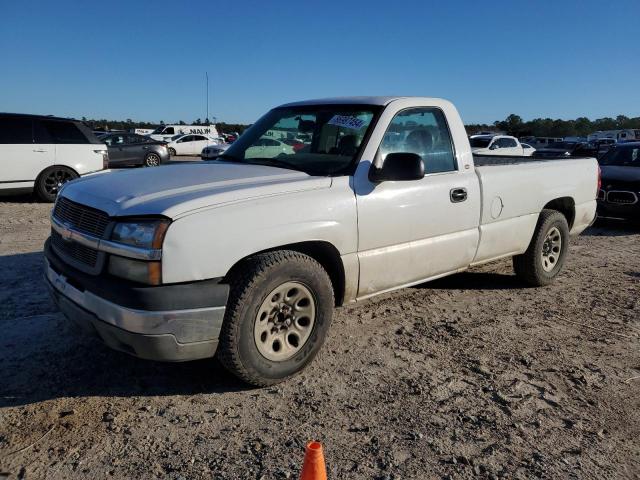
473;154;595;166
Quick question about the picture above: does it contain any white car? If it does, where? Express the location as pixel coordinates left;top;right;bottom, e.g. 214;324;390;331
470;134;534;156
0;113;107;202
245;137;294;158
45;96;598;386
201;143;230;159
166;134;218;156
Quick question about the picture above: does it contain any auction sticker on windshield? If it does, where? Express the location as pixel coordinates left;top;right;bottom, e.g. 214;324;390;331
328;115;366;130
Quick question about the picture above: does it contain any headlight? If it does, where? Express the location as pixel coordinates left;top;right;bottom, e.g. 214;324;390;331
111;219;169;249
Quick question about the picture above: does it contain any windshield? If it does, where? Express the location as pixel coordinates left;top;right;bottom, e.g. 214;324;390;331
600;146;640;166
469;137;492;148
218;105;381;175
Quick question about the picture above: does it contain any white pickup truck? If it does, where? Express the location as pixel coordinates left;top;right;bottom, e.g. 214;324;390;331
469;134;535;156
45;97;599;386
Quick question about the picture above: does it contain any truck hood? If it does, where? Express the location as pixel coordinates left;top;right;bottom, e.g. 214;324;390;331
60;162;331;219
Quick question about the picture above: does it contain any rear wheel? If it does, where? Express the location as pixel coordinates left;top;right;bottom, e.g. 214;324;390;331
144;153;161;167
513;209;569;286
35;166;78;202
217;251;334;386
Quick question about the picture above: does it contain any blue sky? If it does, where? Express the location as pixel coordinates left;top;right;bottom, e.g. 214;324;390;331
1;0;638;125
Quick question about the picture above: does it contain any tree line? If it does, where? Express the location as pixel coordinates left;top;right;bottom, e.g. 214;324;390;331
80;113;640;139
466;114;640;138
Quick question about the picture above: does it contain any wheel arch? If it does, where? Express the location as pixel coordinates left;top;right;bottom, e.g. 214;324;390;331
35;164;80;182
542;197;575;229
223;240;347;307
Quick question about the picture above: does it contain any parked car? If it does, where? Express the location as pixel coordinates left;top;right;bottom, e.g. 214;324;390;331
281;138;307;152
201;143;230;159
0;113;107;202
99;133;169;167
532;141;598;159
520;137;564;149
166;134;218;156
44;96;598;386
470;134;533;156
597;142;640;221
244;137;295;158
591;138;616;157
148;124;219;142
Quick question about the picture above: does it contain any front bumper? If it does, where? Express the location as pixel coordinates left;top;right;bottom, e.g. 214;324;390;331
44;241;229;362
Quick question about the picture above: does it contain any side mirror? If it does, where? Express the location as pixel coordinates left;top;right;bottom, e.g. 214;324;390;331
369;152;425;182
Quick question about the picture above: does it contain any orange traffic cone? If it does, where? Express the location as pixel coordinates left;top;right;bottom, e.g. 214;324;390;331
299;441;327;480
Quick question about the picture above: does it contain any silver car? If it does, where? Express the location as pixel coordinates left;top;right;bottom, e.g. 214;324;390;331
201;143;230;160
100;133;170;167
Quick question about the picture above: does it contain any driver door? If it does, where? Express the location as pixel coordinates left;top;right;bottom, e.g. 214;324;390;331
354;106;480;297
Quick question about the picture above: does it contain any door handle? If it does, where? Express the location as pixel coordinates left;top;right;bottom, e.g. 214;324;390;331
33;149;47;153
450;188;467;203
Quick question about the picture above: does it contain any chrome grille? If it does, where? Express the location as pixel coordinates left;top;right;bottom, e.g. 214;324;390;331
607;191;638;205
53;197;110;238
51;230;99;268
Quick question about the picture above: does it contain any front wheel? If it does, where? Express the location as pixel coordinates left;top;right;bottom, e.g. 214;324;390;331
35;166;78;202
513;209;569;286
217;251;334;386
168;147;176;156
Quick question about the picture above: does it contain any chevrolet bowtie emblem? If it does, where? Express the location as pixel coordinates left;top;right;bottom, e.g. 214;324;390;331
61;228;73;242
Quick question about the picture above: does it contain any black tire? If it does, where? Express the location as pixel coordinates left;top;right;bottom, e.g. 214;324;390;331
168;147;176;156
217;250;334;386
35;166;78;202
144;152;161;167
513;209;570;287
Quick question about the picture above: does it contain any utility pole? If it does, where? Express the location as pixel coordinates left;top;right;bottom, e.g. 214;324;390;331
205;72;209;124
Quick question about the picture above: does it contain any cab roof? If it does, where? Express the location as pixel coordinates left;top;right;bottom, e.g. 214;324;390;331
278;96;443;108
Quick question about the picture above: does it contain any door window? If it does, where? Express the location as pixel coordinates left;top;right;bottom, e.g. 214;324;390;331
0;117;33;144
380;108;456;173
164;127;175;135
41;121;89;144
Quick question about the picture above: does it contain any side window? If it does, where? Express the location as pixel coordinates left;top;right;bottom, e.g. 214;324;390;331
194;135;207;141
504;138;518;148
182;136;194;142
41;121;88;144
164;127;174;135
0;117;33;144
380;108;456;174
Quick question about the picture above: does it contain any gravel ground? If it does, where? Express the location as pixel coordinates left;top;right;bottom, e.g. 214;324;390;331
0;196;639;479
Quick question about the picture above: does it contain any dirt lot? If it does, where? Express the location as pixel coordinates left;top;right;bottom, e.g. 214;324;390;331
0;197;638;479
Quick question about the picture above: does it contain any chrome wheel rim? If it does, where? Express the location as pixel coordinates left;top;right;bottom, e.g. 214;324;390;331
254;281;316;362
541;226;562;272
44;170;72;195
146;154;160;166
168;148;176;156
